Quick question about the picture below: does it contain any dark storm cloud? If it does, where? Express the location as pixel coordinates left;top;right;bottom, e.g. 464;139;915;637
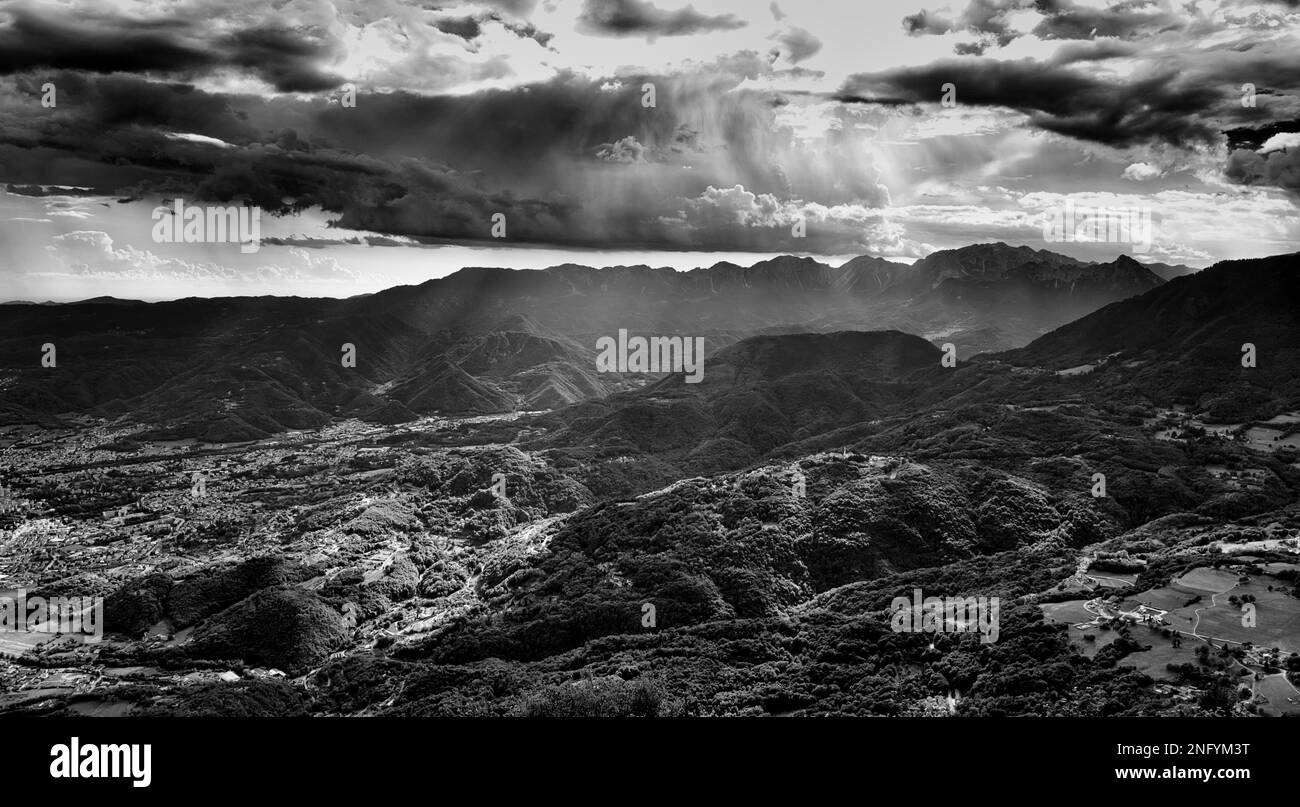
838;58;1227;147
0;4;344;91
839;39;1300;199
6;72;260;145
430;11;555;47
577;0;746;37
504;19;556;47
2;65;866;250
219;27;346;92
433;16;484;40
1225;118;1300;152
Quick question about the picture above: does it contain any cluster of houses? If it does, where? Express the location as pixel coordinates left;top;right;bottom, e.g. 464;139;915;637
1208;467;1268;490
1079;595;1171;629
99;503;185;537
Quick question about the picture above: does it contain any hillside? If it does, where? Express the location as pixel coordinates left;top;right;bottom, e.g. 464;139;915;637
0;244;1171;438
999;252;1300;419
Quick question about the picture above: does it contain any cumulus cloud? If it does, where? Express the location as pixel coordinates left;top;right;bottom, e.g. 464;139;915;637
1122;162;1164;181
661;184;918;253
45;230;358;282
594;135;650;163
1260;132;1300;153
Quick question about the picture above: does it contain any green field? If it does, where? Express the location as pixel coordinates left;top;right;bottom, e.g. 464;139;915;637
1120;566;1300;652
1252;674;1300;716
1192;581;1300;653
1041;599;1093;625
1040;600;1120;658
1174;567;1240;592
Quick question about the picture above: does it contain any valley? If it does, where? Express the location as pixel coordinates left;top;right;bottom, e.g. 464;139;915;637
0;247;1297;717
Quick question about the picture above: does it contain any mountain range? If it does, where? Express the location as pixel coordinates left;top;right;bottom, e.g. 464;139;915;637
0;242;1248;444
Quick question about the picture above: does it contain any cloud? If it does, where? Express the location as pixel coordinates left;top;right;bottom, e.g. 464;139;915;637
433;16;485;40
833;39;1300;202
576;0;746;38
1046;39;1140;65
1030;0;1183;41
673;184;805;228
1225;146;1300;198
1122;162;1163;181
660;184;917;253
45;230;358;282
837;58;1227;148
769;26;823;64
0;59;901;251
902;1;1021;52
46;230;217;279
901;0;1186;54
164;132;236;149
1;0;1296;261
594;135;650;163
431;11;555;47
1260;132;1300;153
903;9;956;36
476;0;541;15
0;5;345;92
4;183;99;197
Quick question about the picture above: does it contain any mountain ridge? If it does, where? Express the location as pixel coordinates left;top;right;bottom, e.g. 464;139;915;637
0;243;1239;441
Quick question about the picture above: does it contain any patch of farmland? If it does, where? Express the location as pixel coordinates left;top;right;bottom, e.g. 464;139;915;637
1252;674;1300;716
1191;582;1300;653
1173;567;1241;593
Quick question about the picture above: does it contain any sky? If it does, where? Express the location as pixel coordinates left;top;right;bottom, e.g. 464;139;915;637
1;0;1299;300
